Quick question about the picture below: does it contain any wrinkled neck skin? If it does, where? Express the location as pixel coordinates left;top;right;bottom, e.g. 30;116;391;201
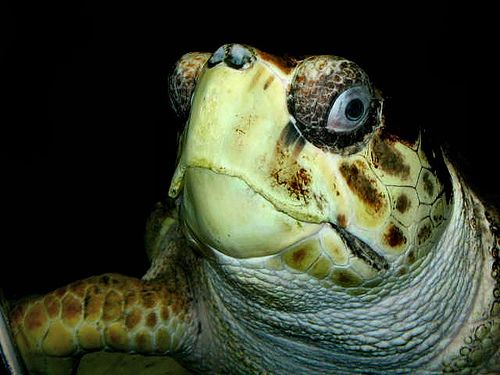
183;161;494;374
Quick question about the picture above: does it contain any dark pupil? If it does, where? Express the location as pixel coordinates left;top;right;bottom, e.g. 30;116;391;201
345;98;364;121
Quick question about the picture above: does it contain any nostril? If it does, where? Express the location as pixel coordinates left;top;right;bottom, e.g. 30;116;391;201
225;44;254;69
207;44;255;70
207;45;225;68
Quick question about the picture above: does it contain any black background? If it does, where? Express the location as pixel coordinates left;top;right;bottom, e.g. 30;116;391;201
0;4;484;302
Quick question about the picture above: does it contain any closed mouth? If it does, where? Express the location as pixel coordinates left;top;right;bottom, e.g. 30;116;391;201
331;223;389;272
180;165;389;272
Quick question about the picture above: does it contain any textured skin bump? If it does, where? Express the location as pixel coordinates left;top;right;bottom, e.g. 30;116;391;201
9;273;193;374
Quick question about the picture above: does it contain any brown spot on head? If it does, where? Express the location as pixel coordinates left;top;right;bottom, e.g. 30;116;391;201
384;224;407;248
125;309;142;330
62;294;83;326
337;214;347;228
422;171;434;197
371;135;410;178
272;165;312;202
396;194;411;213
339;161;384;212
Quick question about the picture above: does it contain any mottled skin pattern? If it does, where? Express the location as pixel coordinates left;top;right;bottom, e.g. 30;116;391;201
2;44;499;374
7;220;198;374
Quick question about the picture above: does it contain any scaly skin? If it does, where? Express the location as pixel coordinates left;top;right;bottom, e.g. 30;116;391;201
8;226;198;374
2;44;499;374
174;164;499;374
6;179;499;374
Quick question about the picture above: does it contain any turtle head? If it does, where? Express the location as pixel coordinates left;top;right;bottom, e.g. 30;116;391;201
167;44;451;288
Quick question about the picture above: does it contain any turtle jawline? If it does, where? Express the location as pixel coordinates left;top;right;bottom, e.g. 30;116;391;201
331;223;389;272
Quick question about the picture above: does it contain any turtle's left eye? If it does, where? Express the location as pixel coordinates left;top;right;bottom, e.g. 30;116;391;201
326;86;372;133
288;55;381;154
169;52;211;120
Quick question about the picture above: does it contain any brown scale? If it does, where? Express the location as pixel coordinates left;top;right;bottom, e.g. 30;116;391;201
339;161;385;213
383;224;407;248
396;194;411;213
370;134;411;179
8;273;192;373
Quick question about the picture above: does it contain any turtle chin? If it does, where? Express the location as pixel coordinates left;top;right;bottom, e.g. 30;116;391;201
180;167;321;259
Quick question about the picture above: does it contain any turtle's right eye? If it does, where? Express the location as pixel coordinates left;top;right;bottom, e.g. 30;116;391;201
168;52;211;120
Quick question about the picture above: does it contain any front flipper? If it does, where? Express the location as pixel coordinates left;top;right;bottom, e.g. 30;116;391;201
8;273;196;375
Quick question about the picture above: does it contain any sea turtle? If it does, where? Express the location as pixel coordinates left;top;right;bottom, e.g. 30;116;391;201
1;43;499;374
